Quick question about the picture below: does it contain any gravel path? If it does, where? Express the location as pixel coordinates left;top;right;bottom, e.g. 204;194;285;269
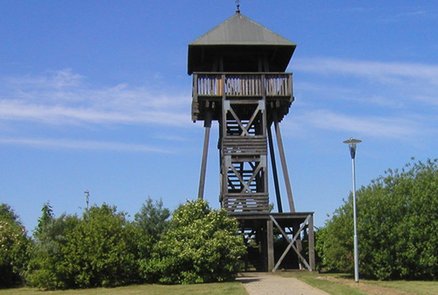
237;272;330;295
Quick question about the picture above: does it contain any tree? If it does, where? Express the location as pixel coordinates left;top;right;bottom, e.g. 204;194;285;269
131;197;170;278
0;204;20;222
26;200;170;289
318;159;438;280
60;204;137;288
33;202;54;239
27;203;140;289
134;197;170;242
25;206;80;289
0;204;30;287
141;200;246;284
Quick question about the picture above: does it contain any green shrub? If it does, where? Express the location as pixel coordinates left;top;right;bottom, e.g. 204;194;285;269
60;205;137;288
131;197;170;264
26;204;143;289
141;200;246;284
318;159;438;280
25;205;80;289
0;204;30;287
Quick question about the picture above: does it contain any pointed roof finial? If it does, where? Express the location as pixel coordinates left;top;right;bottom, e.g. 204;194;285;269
235;0;241;14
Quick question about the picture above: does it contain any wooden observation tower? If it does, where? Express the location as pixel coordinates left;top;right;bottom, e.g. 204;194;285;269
189;9;315;271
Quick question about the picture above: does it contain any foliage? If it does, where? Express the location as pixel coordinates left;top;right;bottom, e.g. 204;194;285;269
141;199;246;284
134;197;170;241
26;204;141;289
25;206;80;289
9;198;245;288
0;204;20;223
0;204;30;287
131;197;170;262
59;204;138;288
33;202;54;239
318;158;438;280
25;199;174;289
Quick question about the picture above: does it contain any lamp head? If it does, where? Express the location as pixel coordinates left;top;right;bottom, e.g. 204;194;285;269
343;138;362;159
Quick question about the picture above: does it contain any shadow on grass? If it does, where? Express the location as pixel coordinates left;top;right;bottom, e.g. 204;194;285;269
236;278;261;284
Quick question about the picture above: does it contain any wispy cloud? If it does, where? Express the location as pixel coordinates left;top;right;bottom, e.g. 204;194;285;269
0;99;188;126
380;9;431;23
0;137;172;154
0;69;191;127
294;110;423;139
0;69;193;153
294;58;438;87
289;57;438;140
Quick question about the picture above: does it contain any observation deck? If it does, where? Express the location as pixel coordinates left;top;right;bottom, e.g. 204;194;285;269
192;72;293;122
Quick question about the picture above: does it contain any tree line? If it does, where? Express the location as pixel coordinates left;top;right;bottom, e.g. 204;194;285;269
317;158;438;280
2;158;437;289
0;199;245;289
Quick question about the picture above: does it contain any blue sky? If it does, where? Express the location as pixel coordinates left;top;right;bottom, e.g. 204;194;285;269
1;1;437;231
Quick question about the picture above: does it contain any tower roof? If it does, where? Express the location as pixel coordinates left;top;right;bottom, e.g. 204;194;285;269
188;13;296;74
191;12;295;46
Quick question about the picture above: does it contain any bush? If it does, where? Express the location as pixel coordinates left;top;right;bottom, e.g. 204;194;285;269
134;197;170;242
318;159;438;280
0;204;30;287
141;200;246;284
132;197;170;263
20;198;246;287
26;204;141;289
60;205;137;288
25;204;80;289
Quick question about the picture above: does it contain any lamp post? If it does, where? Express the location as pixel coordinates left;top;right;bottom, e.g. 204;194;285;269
343;138;361;283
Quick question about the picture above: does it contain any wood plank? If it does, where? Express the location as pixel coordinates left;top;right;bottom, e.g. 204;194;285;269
197;112;212;199
274;114;295;212
267;220;274;271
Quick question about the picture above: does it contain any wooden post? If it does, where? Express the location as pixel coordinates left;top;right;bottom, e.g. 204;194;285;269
197;110;212;199
294;222;303;270
267;123;283;213
273;113;295;212
308;214;315;271
267;219;274;271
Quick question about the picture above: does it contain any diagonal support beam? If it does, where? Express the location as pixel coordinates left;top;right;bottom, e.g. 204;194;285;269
267;123;283;212
273;112;295;212
197;110;212;199
228;107;249;136
229;162;263;193
229;165;249;192
227;102;262;137
245;104;262;135
245;163;263;191
270;215;312;271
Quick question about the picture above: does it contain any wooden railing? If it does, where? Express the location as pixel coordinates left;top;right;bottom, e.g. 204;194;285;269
193;72;292;97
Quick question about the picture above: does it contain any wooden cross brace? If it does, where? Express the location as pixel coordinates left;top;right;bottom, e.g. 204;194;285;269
224;100;264;136
270;214;312;272
229;161;263;193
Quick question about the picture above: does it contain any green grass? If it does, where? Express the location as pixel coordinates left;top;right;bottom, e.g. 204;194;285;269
280;271;438;295
0;282;247;295
370;280;438;295
279;271;366;295
2;275;437;295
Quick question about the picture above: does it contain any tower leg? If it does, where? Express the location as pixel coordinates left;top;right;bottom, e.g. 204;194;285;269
268;123;283;213
308;214;315;271
197;112;212;199
273;114;295;212
267;219;274;271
